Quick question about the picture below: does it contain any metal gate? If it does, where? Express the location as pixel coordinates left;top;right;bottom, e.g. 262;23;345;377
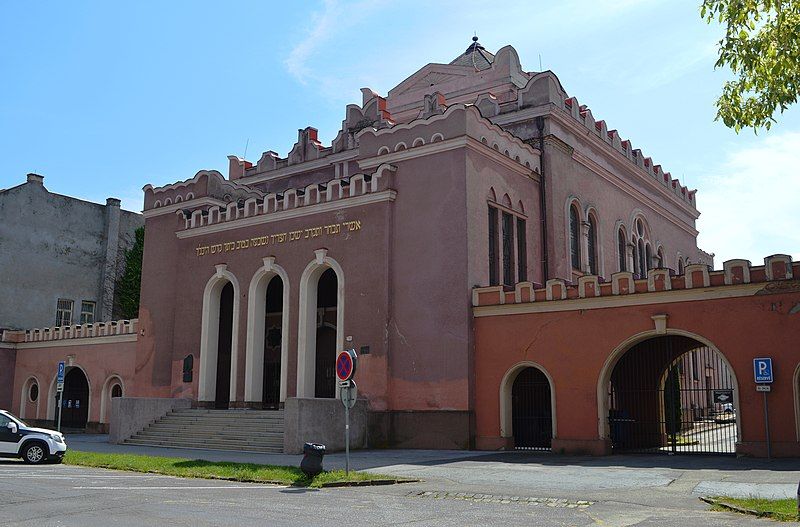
608;336;738;455
512;367;553;450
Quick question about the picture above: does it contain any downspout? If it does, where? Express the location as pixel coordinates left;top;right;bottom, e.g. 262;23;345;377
536;116;549;282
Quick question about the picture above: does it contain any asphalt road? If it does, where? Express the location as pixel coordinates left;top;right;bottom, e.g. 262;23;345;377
0;459;788;527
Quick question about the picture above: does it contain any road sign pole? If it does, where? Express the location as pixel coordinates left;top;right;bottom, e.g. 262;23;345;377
345;386;350;476
57;391;63;433
763;391;771;460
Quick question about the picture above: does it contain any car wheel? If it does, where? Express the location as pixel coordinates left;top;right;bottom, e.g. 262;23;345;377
22;442;47;464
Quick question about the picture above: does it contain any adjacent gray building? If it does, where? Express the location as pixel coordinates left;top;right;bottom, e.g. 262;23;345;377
0;173;143;330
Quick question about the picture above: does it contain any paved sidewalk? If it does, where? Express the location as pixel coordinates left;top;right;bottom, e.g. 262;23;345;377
66;434;800;503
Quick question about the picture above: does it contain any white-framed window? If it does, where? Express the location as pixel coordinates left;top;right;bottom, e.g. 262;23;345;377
80;301;96;325
55;299;74;327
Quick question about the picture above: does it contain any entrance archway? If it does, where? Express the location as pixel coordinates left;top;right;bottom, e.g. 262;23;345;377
244;258;290;407
296;251;344;398
601;333;739;455
57;367;89;429
198;265;241;407
499;362;556;450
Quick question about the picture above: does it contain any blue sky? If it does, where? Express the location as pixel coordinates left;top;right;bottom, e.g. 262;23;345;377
1;0;797;264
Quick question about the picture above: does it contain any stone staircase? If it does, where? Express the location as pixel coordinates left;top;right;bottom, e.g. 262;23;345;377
124;408;284;453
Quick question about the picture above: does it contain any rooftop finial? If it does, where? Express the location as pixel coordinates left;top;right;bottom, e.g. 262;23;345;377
472;35;478;42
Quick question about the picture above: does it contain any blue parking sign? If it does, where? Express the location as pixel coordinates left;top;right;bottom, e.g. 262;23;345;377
753;358;773;383
57;361;65;383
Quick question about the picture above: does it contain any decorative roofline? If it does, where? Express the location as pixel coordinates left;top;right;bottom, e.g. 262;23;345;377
472;255;796;309
1;319;139;344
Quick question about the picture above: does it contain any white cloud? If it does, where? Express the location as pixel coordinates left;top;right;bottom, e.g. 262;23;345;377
697;131;800;265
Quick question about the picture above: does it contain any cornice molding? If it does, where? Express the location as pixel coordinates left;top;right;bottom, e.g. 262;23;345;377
175;190;397;239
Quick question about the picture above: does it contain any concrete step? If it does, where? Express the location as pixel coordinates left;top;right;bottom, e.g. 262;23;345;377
130;435;283;447
125;407;286;454
124;438;282;453
137;430;283;440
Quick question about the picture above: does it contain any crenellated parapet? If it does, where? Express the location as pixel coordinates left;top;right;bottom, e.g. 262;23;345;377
1;319;139;344
472;255;797;307
175;163;397;231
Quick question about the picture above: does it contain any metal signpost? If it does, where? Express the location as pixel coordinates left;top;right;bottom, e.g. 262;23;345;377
336;349;358;475
56;361;65;432
753;358;773;459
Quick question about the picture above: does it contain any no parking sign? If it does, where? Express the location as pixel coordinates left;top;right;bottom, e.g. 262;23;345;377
336;349;357;383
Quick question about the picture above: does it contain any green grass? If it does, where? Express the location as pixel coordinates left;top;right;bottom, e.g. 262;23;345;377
710;496;798;522
63;451;405;488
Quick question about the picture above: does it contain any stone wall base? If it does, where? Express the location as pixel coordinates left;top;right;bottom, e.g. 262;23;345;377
736;441;800;458
110;397;192;443
367;410;471;450
283;397;367;454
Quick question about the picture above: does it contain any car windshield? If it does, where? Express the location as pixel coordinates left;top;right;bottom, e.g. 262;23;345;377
2;412;28;428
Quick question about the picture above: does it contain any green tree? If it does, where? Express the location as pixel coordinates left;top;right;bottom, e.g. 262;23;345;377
116;226;144;320
664;367;683;439
701;0;800;131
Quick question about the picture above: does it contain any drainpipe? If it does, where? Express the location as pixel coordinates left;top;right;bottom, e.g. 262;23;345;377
536;116;549;282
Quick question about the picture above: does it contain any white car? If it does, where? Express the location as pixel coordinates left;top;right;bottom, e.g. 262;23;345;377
0;409;67;464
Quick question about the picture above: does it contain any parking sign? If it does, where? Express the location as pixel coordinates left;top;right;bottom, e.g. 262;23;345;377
56;361;65;392
753;358;773;384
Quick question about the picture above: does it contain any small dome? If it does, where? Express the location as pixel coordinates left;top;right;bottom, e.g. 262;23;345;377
450;36;495;71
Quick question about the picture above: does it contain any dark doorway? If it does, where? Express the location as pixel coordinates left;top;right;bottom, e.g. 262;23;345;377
262;276;282;408
56;368;89;429
608;335;737;455
511;367;553;450
215;281;234;409
314;268;337;399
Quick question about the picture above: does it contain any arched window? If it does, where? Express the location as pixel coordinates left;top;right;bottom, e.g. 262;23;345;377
29;382;38;402
678;258;685;274
587;215;598;275
183;354;193;383
637;239;646;278
617;228;627;272
645;244;653;272
111;384;122;398
569;205;581;270
657;247;665;269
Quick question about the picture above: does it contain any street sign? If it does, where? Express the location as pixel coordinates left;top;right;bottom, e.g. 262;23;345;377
56;361;65;392
713;389;733;404
756;385;771;392
335;349;358;382
753;358;773;383
340;380;357;409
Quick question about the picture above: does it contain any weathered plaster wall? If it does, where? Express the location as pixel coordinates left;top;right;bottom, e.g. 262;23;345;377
473;282;800;457
0;175;142;330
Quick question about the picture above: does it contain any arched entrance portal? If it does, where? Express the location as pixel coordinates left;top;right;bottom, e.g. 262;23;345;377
511;367;553;450
314;268;338;398
57;367;89;429
215;282;234;408
261;276;283;407
606;335;738;454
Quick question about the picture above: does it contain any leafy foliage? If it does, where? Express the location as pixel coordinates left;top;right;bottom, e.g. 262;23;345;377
116;226;144;320
701;0;800;131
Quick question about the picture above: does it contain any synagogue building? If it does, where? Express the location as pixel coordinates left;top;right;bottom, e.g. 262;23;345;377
2;39;797;457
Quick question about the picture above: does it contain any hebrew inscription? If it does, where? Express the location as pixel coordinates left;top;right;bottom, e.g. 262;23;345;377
195;220;362;257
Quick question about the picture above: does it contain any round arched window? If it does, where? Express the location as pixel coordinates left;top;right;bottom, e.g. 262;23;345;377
111;384;122;398
28;383;38;402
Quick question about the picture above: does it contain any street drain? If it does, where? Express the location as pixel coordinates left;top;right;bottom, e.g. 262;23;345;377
407;491;593;508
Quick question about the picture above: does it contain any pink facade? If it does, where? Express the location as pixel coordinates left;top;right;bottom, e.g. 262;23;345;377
5;40;762;453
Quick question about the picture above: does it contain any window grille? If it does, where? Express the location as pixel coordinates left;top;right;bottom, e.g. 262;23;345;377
80;301;96;325
569;206;581;270
488;207;499;286
587;216;597;275
516;218;527;282
618;229;627;272
502;212;515;286
55;299;74;327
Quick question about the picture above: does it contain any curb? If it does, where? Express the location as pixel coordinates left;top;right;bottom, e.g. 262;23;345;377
320;478;420;488
700;496;797;522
